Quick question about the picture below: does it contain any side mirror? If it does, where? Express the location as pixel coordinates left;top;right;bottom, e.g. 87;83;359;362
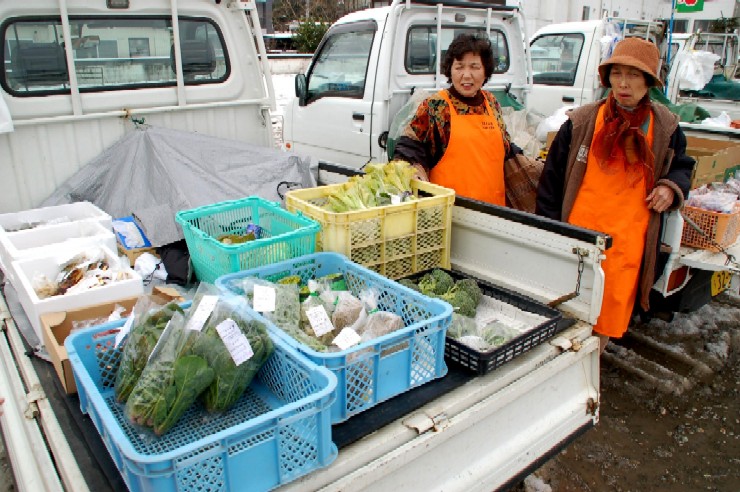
295;73;307;107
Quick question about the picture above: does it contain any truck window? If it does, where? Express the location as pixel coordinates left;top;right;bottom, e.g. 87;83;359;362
405;27;510;74
2;16;228;96
530;33;585;86
306;25;375;103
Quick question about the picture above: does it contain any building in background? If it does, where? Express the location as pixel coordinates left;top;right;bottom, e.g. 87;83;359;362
521;0;738;38
259;1;737;39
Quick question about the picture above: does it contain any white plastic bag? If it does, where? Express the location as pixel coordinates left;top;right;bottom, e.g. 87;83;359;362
699;111;732;128
535;106;573;143
676;50;721;91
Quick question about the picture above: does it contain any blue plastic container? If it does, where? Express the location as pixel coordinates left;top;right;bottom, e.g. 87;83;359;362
65;315;337;492
216;252;452;423
175;196;320;283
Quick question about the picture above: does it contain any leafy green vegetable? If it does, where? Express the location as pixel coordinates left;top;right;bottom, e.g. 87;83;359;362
124;313;216;436
325;161;418;213
404;270;482;318
115;302;184;403
190;316;273;413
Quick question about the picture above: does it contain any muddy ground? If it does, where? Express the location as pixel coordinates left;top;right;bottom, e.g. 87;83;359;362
522;294;740;492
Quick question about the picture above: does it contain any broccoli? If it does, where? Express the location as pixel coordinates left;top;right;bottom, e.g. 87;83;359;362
431;269;455;295
454;278;482;306
398;278;421;292
417;269;454;296
440;285;477;317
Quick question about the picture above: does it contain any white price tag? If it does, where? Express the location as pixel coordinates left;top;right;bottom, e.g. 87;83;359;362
215;318;254;366
185;295;219;332
252;284;276;312
114;313;135;348
305;304;334;337
391;194;402;205
332;327;361;350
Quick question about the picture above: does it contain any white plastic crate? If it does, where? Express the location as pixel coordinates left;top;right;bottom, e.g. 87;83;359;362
0;202;112;235
12;245;143;342
0;221;116;287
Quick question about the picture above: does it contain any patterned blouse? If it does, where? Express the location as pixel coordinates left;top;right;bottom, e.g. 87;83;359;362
393;87;515;171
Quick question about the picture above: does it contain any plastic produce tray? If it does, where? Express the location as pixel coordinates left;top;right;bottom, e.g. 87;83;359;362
216;252;452;423
401;268;564;376
175;196;320;283
681;204;740;252
66;317;337;492
285;179;454;279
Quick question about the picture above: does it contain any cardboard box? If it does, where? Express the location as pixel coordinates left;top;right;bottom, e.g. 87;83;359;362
686;137;740;187
113;216;159;265
40;286;183;394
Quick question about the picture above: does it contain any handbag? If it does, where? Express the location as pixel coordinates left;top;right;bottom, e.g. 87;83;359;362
504;153;543;214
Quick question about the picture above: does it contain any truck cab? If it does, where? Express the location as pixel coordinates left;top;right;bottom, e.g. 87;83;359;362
282;0;531;168
527;18;667;118
0;0;276;214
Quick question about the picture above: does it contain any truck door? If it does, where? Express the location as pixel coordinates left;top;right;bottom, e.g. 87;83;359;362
287;21;377;168
528;31;595;117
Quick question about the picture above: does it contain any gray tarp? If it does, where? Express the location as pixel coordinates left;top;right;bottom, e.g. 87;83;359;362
43;125;317;246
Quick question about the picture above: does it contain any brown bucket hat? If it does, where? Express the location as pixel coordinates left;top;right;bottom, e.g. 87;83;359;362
598;37;662;88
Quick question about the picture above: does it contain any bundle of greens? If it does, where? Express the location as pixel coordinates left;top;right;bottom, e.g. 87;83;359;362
325;160;418;212
115;299;184;403
240;277;301;333
404;269;483;318
190;309;273;413
124;309;215;436
124;286;273;435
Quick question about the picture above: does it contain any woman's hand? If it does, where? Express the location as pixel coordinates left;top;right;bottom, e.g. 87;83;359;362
411;162;429;182
646;185;675;213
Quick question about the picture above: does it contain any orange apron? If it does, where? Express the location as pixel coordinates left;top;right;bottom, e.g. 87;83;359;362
568;106;654;338
429;90;506;205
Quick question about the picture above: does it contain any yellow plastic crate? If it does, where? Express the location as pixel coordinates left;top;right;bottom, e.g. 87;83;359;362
285;180;454;278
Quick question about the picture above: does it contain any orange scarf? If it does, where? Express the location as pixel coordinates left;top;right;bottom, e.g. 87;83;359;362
591;93;654;189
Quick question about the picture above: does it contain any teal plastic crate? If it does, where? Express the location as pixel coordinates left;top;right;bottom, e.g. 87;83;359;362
216;252;452;424
175;196;320;283
65;315;337;492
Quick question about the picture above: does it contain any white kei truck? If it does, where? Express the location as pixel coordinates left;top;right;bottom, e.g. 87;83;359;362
283;1;740;322
527;17;740;139
0;1;625;491
0;0;610;492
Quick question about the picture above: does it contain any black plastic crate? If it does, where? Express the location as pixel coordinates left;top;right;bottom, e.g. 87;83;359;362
401;268;564;375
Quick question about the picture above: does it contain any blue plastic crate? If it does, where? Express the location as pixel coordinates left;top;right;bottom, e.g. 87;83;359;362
216;252;452;424
175;196;321;283
65;314;337;492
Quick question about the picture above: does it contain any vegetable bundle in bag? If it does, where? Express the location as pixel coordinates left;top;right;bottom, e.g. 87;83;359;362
190;303;273;413
124;285;273;435
115;298;185;403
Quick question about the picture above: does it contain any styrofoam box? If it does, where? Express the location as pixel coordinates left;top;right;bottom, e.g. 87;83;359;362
0;202;112;235
0;221;116;287
12;245;143;342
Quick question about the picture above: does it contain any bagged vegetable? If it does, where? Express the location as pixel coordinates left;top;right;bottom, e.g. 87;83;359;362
358;311;404;343
124;309;214;435
240;277;301;333
115;298;184;403
189;300;273;413
331;292;364;330
447;313;478;340
480;321;521;349
300;294;336;348
124;284;273;434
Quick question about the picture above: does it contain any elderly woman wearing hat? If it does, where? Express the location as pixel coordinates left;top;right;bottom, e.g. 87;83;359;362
535;37;696;353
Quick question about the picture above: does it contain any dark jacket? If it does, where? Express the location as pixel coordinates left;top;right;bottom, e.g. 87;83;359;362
536;99;695;310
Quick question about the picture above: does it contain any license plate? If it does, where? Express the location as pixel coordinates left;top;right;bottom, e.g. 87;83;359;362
711;270;732;296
